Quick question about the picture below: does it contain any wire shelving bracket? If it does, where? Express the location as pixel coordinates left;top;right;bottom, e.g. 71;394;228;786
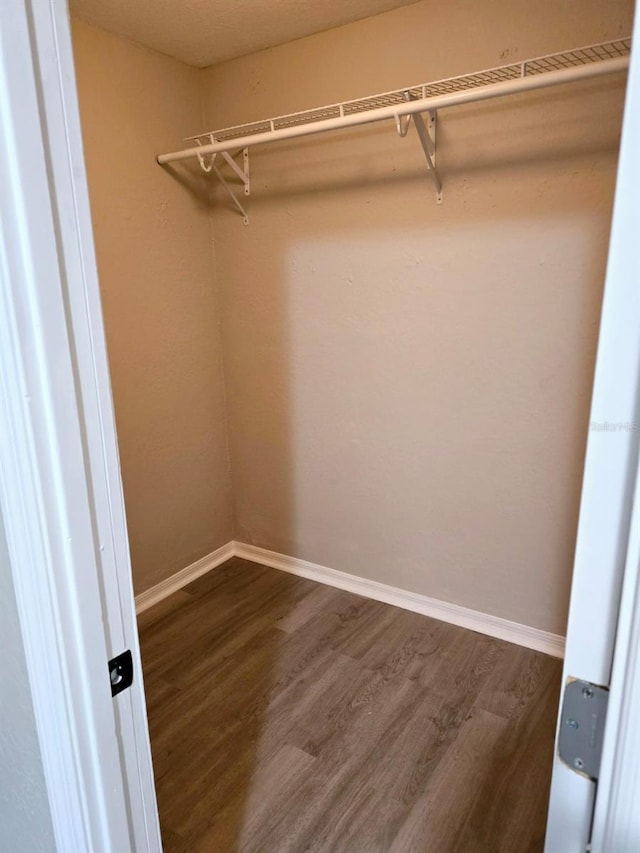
402;92;441;203
196;138;250;225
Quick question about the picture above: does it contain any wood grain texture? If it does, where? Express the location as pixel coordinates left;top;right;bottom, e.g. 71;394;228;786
138;557;562;852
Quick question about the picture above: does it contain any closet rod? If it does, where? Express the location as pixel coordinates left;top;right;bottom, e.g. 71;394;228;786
157;53;629;165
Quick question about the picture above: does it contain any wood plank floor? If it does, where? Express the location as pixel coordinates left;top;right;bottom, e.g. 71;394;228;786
138;558;562;852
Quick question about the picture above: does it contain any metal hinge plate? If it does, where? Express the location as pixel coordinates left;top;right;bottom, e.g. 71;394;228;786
558;678;609;780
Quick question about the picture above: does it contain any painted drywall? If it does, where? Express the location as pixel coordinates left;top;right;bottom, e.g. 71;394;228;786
69;0;421;67
201;0;634;634
72;20;233;593
0;513;55;852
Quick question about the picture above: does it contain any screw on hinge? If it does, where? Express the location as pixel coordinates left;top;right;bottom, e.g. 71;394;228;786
566;718;579;729
582;686;595;699
574;757;585;770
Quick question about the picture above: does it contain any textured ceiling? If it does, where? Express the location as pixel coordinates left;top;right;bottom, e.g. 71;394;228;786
70;0;421;68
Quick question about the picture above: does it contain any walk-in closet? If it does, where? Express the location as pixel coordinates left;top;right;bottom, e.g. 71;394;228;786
66;0;635;848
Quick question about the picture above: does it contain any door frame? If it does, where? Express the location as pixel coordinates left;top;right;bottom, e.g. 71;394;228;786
588;15;640;847
545;15;640;851
591;451;640;851
0;1;160;850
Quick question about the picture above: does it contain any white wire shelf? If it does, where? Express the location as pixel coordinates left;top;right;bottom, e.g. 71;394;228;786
183;38;630;146
157;38;630;222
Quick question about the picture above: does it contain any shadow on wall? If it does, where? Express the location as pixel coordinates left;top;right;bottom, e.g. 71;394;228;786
209;86;622;636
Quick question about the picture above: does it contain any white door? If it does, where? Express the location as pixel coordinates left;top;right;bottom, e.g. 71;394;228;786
0;1;161;850
545;13;640;853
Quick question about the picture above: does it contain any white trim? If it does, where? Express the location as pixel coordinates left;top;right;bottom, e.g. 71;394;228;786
135;542;236;613
0;2;134;849
136;540;564;658
23;1;162;849
591;452;640;851
545;11;640;851
589;20;640;847
29;3;162;850
234;543;565;658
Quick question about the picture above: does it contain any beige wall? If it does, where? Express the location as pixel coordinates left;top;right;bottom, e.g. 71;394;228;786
71;1;633;632
72;21;233;594
201;0;634;634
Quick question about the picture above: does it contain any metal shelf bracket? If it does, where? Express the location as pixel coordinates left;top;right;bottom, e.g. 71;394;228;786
403;92;442;204
196;137;250;225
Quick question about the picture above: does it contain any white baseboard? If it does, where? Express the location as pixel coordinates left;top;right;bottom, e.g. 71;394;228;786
134;541;235;614
234;542;565;658
135;539;565;658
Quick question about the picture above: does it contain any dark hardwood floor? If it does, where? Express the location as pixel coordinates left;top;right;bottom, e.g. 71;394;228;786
138;557;562;852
